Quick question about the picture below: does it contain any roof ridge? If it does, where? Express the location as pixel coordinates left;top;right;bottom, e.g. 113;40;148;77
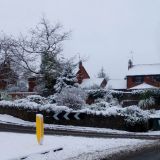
109;79;125;80
133;63;160;67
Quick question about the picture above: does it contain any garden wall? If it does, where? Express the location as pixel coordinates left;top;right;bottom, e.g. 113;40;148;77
0;105;149;132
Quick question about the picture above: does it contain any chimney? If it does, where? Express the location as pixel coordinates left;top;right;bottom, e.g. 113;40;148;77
128;59;133;70
79;60;83;69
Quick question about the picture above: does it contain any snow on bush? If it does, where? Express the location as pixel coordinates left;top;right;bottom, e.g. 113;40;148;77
55;87;87;110
33;82;45;95
0;86;151;125
105;91;119;106
54;59;77;93
88;100;111;111
87;97;119;111
119;106;149;125
0;98;150;126
81;104;149;125
46;95;56;104
138;97;155;109
138;90;156;109
86;90;120;111
0;99;39;110
110;88;160;96
0;99;72;112
15;95;48;105
87;89;107;99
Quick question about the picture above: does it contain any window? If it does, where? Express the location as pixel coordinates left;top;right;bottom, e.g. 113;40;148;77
132;76;144;84
154;75;160;82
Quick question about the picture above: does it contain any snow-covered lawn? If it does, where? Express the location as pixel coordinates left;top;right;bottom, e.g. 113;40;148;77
0;132;155;160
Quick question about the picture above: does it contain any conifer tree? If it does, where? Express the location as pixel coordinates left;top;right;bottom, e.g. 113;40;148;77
54;59;77;93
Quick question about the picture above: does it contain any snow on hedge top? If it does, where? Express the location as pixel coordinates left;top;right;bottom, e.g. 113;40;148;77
150;110;160;118
106;79;126;90
80;78;104;89
127;63;160;76
0;99;149;124
0;100;72;112
129;83;158;90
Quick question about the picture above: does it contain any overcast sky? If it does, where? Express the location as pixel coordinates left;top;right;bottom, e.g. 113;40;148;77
0;0;160;79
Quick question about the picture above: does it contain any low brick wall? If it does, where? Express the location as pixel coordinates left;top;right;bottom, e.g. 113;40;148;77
0;105;149;132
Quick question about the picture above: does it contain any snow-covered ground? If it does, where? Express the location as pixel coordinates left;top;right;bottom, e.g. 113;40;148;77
0;132;155;160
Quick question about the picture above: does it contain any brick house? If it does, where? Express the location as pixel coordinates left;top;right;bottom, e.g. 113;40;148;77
126;59;160;89
28;59;160;92
76;61;107;89
76;61;108;104
76;61;90;84
28;61;107;95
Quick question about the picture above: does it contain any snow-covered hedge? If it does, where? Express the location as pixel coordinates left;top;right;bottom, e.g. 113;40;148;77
138;97;155;109
55;87;87;110
110;88;160;95
86;89;107;99
0;99;72;112
0;98;148;118
15;95;48;105
119;106;149;125
0;93;150;126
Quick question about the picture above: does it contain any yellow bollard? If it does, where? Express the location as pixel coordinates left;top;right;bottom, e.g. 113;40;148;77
36;114;44;145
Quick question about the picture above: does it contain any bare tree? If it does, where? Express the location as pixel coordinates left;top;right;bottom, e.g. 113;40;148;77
0;36;19;86
17;18;70;94
16;17;69;73
0;17;70;94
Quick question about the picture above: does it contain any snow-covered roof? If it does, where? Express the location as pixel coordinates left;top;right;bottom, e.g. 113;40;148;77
129;83;158;90
80;78;104;89
127;63;160;76
106;79;126;90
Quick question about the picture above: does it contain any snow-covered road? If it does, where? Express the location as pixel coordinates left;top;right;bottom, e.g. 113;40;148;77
0;132;156;160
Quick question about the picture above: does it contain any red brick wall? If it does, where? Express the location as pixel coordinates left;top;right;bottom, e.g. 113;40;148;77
76;61;90;84
28;78;36;92
127;76;135;88
144;76;160;87
127;75;160;89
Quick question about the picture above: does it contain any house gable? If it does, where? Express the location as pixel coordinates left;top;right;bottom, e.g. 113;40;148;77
126;61;160;89
76;61;90;84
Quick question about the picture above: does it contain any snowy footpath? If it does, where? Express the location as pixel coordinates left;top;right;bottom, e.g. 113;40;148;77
0;132;157;160
0;114;159;160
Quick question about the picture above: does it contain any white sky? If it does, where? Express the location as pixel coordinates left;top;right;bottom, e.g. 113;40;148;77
0;0;160;78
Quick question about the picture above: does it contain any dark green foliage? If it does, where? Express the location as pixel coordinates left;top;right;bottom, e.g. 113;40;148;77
87;89;107;99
